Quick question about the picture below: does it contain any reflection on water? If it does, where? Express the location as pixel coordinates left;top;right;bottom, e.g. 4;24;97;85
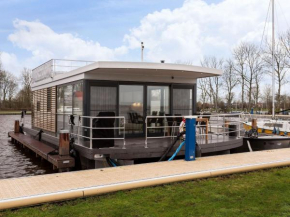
0;115;55;179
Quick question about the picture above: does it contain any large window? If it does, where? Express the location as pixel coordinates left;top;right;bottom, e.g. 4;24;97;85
119;85;144;135
147;86;169;116
57;86;64;133
90;86;117;116
73;82;83;116
57;81;83;132
172;88;193;115
64;85;73;114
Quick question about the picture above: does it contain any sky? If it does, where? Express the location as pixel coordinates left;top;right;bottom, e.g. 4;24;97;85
1;0;290;85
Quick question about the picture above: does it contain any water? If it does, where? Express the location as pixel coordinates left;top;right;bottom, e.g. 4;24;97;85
0;115;55;179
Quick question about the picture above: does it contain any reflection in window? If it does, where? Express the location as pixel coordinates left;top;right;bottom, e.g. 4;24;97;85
90;86;117;116
147;86;169;116
73;83;83;115
57;82;83;133
63;85;73;114
57;86;64;113
119;85;143;135
173;88;192;115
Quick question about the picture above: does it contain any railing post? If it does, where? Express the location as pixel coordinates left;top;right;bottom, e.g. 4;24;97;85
90;118;93;149
145;117;148;148
77;116;80;145
238;114;241;138
223;116;225;141
122;117;126;149
185;117;196;161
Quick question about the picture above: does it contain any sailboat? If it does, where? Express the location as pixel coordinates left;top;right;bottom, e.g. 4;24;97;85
242;0;290;151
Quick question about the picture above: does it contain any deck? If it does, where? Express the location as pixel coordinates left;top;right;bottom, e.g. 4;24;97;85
8;132;75;171
1;148;290;210
23;126;243;161
75;135;243;160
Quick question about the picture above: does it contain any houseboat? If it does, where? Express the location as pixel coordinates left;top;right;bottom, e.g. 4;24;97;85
25;59;243;169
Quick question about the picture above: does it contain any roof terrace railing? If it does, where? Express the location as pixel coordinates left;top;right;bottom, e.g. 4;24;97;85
32;59;95;83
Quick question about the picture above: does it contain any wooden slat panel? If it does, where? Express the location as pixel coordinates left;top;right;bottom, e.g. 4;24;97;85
32;86;56;133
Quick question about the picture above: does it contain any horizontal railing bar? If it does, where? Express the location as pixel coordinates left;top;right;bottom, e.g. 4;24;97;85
69;124;125;130
70;133;125;140
80;116;125;119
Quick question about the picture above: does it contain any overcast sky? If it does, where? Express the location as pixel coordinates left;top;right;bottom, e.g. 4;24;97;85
1;0;290;82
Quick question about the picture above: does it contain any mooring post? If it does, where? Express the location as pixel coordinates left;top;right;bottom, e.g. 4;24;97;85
14;120;20;133
59;130;70;156
185;117;196;161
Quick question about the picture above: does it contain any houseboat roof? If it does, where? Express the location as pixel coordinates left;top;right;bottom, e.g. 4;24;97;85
31;60;222;90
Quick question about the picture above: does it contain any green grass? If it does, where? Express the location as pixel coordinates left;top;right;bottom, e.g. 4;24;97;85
0;111;31;115
2;167;290;217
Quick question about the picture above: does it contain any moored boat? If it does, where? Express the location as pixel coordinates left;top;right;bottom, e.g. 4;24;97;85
242;135;290;152
243;119;290;136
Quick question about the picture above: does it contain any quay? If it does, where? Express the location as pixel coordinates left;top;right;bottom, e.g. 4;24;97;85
1;148;290;210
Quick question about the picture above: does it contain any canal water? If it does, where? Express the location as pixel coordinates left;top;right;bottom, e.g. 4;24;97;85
0;115;54;179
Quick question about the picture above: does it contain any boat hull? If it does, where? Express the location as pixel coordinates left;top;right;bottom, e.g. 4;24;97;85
243;136;290;152
243;123;290;136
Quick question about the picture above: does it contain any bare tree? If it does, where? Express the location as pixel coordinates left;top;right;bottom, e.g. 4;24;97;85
21;68;32;109
262;84;272;110
0;52;2;70
233;42;248;110
243;43;264;110
281;30;290;67
0;71;10;102
0;53;4;104
265;37;290;111
223;59;238;110
200;56;223;111
197;78;209;110
7;75;18;108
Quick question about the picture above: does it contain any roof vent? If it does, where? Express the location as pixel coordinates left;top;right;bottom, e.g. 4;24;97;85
160;60;165;63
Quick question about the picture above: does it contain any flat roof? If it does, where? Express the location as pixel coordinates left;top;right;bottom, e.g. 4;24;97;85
32;61;222;90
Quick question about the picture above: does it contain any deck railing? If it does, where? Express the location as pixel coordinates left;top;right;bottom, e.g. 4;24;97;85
242;113;290;121
145;114;244;148
66;114;244;149
67;115;126;149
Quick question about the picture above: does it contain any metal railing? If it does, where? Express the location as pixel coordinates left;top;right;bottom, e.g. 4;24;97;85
242;113;290;121
32;59;95;83
67;115;126;149
145;114;244;148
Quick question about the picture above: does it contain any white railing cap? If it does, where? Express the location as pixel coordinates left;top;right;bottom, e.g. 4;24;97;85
184;116;198;119
59;130;69;134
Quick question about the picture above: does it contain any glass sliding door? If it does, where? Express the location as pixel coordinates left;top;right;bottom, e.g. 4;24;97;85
56;81;83;134
119;85;144;135
89;85;118;148
147;86;170;133
147;86;170;116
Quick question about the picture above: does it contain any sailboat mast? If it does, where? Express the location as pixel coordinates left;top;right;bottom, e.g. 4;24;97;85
272;0;275;118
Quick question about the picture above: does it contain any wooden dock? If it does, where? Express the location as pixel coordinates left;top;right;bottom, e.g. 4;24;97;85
1;148;290;210
8;132;75;171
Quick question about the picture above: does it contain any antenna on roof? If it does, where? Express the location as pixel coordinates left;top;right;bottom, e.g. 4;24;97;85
141;42;144;62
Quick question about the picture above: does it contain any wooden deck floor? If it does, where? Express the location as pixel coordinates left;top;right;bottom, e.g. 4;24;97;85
75;135;243;160
8;132;75;170
1;148;290;210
